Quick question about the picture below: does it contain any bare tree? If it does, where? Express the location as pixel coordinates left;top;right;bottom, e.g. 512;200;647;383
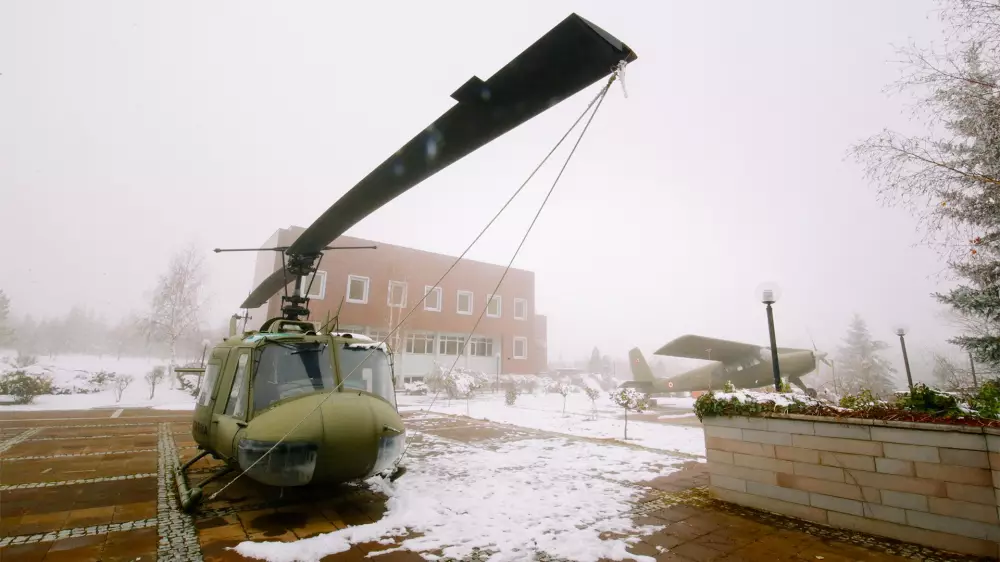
145;365;166;399
111;373;134;403
142;244;207;389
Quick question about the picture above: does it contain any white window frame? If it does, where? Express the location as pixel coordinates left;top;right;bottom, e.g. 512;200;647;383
439;334;467;356
486;294;501;318
513;298;528;321
469;336;494;357
405;332;435;354
456;290;473;315
298;270;327;300
346;275;370;304
424;285;442;312
513;337;528;360
387;280;408;308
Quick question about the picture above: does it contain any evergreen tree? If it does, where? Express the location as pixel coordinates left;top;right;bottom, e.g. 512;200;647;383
0;290;13;347
588;347;603;374
852;1;1000;367
835;314;898;397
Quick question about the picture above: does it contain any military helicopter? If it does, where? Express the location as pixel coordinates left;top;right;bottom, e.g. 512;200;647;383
175;13;637;511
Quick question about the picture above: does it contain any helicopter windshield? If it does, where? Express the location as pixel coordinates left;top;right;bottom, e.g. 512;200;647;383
338;343;395;407
253;342;335;413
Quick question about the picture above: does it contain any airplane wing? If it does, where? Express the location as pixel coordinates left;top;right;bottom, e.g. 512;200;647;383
776;346;812;354
653;335;762;364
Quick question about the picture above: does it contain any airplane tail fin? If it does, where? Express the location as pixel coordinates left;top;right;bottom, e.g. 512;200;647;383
628;347;655;382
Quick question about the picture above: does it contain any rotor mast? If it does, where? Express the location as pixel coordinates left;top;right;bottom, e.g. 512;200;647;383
280;252;322;321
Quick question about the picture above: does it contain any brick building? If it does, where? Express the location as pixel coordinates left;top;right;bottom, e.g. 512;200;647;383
245;226;548;379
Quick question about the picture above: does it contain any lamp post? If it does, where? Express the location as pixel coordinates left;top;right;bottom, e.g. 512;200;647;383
894;326;914;392
758;283;783;391
969;351;978;390
495;353;502;393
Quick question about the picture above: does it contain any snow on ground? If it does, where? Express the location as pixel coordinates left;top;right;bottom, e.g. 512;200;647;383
397;391;706;458
235;429;684;562
0;353;197;411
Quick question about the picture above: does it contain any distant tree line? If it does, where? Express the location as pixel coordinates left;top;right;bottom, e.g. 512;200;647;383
1;243;226;367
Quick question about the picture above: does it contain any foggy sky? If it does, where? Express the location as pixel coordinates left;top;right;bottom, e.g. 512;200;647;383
0;1;959;377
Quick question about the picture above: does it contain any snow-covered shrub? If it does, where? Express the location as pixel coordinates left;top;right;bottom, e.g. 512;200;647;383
0;370;54;404
517;377;538;394
505;385;517;406
609;387;650;440
694;382;1000;427
537;376;556;393
85;370;115;392
404;381;428;395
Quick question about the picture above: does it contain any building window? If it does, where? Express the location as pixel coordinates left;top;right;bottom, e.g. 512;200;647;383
424;286;442;312
456;290;473;315
346;275;370;304
487;294;501;318
405;333;435;354
514;298;528;320
469;336;494;357
439;335;466;356
513;337;527;360
297;271;327;300
388;280;407;308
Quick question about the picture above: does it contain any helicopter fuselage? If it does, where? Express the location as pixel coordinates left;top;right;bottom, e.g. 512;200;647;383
191;329;405;488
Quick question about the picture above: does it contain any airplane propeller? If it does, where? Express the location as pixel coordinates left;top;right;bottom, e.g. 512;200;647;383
806;329;833;368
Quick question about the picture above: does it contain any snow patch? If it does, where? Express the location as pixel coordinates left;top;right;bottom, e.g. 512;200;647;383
397;392;706;457
0;354;197;411
233;434;678;562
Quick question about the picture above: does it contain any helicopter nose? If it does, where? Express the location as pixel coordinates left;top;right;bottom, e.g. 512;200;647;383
237;396;326;488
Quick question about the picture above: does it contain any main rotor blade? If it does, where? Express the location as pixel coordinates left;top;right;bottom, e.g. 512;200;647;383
241;13;636;310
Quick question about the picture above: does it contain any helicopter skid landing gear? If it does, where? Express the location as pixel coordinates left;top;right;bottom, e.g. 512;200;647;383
176;449;234;513
377;464;407;483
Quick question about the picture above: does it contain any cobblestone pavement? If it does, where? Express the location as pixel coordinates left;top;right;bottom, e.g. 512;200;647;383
0;408;993;561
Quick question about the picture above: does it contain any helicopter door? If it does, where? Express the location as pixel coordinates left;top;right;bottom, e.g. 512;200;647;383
212;349;251;460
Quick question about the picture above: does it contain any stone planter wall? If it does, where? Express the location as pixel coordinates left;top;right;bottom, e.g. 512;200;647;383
702;414;1000;558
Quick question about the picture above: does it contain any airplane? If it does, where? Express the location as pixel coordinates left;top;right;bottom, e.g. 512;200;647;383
621;334;831;398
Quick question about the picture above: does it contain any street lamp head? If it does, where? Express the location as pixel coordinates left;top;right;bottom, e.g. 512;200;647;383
756;282;781;304
894;325;908;337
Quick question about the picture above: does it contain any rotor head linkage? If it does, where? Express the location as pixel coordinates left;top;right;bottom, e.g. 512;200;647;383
280;253;323;321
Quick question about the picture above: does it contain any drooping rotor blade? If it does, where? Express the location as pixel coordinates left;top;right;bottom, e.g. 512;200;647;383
241;13;636;310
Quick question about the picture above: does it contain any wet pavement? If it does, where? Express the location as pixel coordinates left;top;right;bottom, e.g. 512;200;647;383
0;408;992;561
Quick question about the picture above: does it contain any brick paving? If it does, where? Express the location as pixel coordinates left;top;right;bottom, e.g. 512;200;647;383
0;408;993;561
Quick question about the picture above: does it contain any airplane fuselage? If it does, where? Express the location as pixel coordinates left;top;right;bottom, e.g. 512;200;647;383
628;350;817;395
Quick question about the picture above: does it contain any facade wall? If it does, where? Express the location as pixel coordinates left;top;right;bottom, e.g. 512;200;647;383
703;414;1000;558
246;227;546;376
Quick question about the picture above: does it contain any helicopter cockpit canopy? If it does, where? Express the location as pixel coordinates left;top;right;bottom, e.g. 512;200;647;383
338;342;395;408
252;340;396;414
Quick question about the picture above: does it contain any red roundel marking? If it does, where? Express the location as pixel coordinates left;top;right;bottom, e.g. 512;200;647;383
668;382;673;388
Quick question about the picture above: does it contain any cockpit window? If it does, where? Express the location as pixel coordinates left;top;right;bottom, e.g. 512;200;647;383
338;343;396;407
253;342;335;413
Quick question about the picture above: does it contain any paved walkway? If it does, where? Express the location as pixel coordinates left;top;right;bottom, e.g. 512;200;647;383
0;408;992;561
